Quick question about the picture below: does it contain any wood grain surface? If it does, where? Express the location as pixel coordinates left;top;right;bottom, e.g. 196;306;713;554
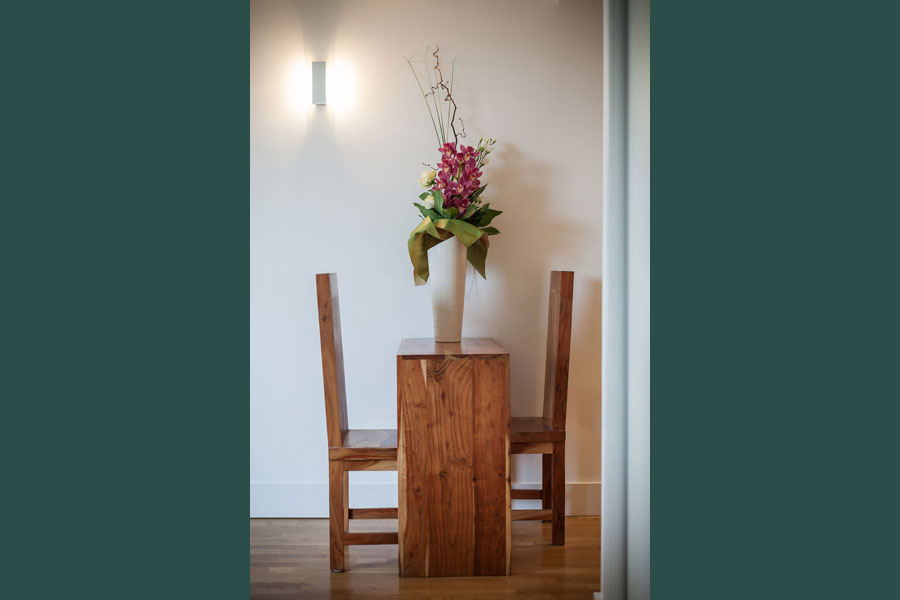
512;509;553;521
397;338;509;358
510;442;554;454
348;508;398;519
509;272;575;547
251;517;602;599
328;461;344;571
397;339;510;577
541;271;574;431
317;274;401;572
551;442;565;545
342;459;397;471
472;355;511;576
510;417;566;443
343;532;400;546
316;273;349;447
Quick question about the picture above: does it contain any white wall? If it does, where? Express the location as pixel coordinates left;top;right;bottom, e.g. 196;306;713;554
250;0;604;517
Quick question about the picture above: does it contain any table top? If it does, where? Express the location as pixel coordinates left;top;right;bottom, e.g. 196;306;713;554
398;338;509;358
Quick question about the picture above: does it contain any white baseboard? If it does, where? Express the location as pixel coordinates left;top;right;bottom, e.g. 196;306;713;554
250;482;601;518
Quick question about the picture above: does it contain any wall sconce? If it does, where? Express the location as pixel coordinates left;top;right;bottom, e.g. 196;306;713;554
312;61;326;105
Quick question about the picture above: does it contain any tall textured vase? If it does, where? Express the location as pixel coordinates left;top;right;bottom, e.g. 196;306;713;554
428;236;467;342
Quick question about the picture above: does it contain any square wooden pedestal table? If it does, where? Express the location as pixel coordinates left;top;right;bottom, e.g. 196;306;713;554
396;338;511;577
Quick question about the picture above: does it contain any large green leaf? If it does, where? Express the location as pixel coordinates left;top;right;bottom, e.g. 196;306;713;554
413;203;441;221
407;218;491;285
469;184;487;203
462;202;479;219
467;236;490;279
465;202;499;225
481;226;500;236
466;202;489;222
433;218;484;247
477;208;503;227
411;216;443;240
432;189;446;216
407;217;452;285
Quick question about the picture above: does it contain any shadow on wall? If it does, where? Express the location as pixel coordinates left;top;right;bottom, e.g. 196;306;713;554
464;143;602;485
568;277;602;482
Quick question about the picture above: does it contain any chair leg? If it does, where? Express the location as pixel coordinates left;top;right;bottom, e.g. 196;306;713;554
329;461;345;572
541;453;552;522
551;442;565;546
342;469;349;532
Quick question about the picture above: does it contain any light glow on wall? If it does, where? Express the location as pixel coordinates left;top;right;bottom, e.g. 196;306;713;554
285;57;356;118
324;60;357;114
285;57;312;117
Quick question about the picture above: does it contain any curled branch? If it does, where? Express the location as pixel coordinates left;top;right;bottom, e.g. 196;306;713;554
429;46;461;144
408;45;464;146
456;117;467;140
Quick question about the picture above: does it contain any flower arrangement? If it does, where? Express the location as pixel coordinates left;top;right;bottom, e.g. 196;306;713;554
406;47;502;286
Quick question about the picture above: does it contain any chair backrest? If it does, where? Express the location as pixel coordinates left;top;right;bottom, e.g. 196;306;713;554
316;273;349;448
542;271;574;431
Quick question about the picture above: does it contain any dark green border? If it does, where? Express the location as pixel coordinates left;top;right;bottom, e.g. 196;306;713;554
4;1;248;597
5;0;899;596
655;1;899;597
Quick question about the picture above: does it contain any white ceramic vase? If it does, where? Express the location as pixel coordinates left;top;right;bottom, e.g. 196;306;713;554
428;236;467;342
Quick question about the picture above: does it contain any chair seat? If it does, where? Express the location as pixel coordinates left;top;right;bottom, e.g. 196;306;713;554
510;417;565;443
343;428;397;448
329;428;397;460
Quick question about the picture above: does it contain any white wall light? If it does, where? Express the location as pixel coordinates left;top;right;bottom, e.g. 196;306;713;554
312;61;326;105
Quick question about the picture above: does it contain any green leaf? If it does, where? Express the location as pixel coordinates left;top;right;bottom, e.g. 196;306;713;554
465;202;488;223
469;184;487;203
410;215;442;240
462;202;479;219
480;226;500;235
466;235;490;279
434;219;485;247
408;220;452;285
447;207;459;219
409;219;492;286
419;191;431;200
413;202;441;221
477;208;503;227
432;190;453;218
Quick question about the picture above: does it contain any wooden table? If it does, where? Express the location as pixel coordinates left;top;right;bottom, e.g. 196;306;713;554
396;338;511;577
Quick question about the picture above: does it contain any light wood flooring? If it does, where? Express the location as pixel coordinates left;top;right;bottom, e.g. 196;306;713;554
251;517;601;599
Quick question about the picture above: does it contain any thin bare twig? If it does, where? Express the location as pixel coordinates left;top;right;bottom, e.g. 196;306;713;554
429;46;460;144
406;56;441;145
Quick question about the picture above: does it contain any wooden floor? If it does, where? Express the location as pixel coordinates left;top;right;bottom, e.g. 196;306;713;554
251;517;601;599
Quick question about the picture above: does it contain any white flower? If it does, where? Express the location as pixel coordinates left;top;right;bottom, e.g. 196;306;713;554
418;169;436;187
481;157;489;165
423;194;435;209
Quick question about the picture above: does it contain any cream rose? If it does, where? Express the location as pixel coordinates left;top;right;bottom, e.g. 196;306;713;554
418;169;436;187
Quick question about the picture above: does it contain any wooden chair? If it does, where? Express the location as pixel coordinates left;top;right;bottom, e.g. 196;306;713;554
316;273;398;573
510;271;574;546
